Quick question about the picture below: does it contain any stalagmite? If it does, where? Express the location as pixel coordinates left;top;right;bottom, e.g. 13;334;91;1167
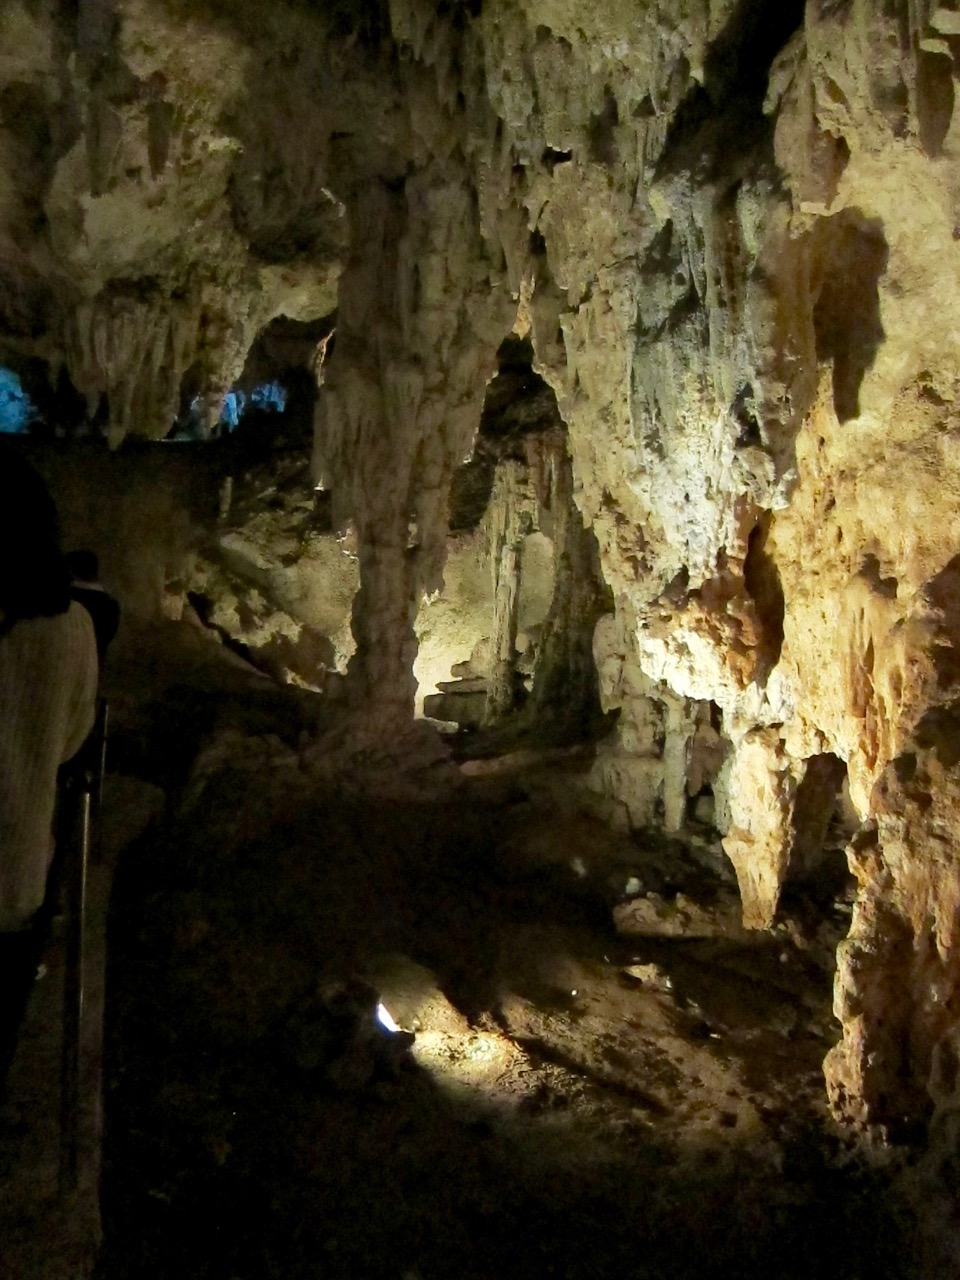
722;729;797;931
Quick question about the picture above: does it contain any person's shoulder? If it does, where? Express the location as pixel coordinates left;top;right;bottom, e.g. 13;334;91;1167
67;597;96;628
0;603;95;642
0;609;80;664
60;600;97;651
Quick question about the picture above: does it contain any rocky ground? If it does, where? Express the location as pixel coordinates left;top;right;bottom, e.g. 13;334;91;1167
92;626;922;1280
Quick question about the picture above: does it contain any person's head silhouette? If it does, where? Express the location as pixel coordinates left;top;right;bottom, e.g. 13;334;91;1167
0;447;71;620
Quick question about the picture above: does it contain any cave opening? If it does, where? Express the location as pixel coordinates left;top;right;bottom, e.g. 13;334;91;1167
774;751;859;1023
423;331;610;742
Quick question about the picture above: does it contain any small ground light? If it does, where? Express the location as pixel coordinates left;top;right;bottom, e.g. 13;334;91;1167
376;1002;401;1033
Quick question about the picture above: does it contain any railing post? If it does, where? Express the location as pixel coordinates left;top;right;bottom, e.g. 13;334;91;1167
58;699;106;1198
59;784;91;1197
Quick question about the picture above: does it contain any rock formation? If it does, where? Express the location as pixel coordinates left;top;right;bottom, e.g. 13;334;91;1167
3;0;960;1137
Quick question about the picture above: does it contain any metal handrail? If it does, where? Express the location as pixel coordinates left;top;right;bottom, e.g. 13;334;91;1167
58;698;108;1197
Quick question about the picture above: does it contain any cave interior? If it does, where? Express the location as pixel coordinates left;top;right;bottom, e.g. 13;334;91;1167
2;0;960;1276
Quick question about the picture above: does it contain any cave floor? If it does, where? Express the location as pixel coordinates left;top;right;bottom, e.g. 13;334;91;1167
95;629;913;1280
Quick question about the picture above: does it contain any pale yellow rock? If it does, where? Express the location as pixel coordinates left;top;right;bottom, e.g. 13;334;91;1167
721;729;797;930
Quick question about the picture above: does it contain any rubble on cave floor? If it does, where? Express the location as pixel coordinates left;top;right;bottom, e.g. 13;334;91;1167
92;667;915;1280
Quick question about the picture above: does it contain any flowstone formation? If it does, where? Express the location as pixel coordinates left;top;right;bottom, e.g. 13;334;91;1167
4;0;960;1137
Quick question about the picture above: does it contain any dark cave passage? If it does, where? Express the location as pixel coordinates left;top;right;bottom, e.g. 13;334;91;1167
89;653;906;1280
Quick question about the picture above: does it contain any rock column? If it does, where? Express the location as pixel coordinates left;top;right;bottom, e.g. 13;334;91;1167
315;162;514;727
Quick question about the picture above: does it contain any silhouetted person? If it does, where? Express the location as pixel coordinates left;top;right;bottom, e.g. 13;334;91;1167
67;548;120;664
0;449;97;1118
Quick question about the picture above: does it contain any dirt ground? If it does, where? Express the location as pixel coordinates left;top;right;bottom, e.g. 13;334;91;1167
93;626;922;1280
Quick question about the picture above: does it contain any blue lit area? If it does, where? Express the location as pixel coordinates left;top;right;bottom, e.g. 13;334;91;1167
219;381;287;429
0;367;40;434
171;380;288;439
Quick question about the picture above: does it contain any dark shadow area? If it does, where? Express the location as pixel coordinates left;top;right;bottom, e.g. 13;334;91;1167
587;88;619;166
789;752;851;896
655;0;806;180
812;209;888;423
912;699;960;769
858;553;899;600
447;453;497;533
731;382;762;447
917;50;955;158
96;689;911;1280
923;553;960;690
542;145;573;173
743;511;785;680
100;625;325;795
229;164;346;266
449;333;560;533
0;251;64;345
158;0;393;46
